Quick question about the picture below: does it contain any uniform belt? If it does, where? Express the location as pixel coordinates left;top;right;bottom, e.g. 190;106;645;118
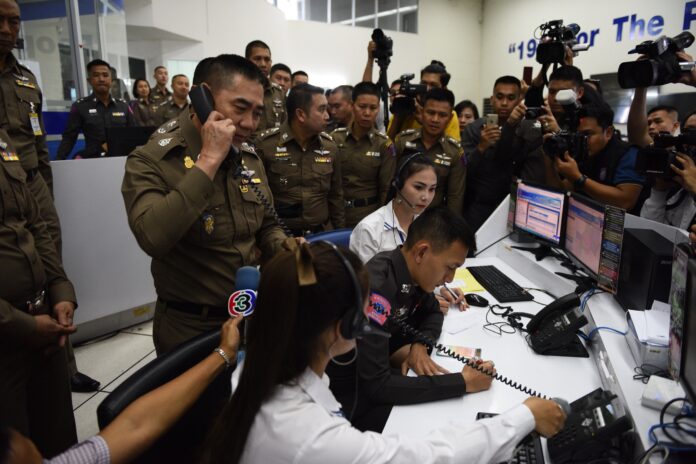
160;299;228;318
345;196;378;208
25;168;39;181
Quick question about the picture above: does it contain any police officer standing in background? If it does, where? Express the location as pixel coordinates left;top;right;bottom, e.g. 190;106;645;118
326;85;353;133
150;65;171;105
56;59;135;159
153;73;190;126
0;127;78;458
332;82;395;227
256;83;345;236
393;88;466;214
245;40;286;134
122;54;288;355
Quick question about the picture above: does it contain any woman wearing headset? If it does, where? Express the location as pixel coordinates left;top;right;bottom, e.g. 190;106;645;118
202;241;566;463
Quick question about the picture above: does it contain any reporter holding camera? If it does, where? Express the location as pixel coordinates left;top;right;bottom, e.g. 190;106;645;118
641;110;696;228
544;103;645;212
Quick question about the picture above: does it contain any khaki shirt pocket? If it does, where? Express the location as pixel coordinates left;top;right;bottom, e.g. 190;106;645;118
1;162;29;218
14;85;41;131
269;161;299;192
310;161;334;192
186;202;234;245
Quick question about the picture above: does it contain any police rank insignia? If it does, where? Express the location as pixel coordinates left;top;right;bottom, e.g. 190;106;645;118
158;138;172;147
314;156;332;163
202;214;214;235
184;156;194;169
0;150;19;161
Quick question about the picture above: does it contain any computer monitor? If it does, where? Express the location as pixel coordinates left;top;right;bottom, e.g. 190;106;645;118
564;193;625;293
680;257;696;403
513;181;567;247
106;126;157;157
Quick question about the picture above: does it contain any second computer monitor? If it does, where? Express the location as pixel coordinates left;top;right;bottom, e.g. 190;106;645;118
514;181;567;247
565;193;625;293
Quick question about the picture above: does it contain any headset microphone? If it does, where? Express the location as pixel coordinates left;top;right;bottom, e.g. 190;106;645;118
228;266;260;317
395;188;418;211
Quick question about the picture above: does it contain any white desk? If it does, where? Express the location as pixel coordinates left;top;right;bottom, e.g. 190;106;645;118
383;241;672;460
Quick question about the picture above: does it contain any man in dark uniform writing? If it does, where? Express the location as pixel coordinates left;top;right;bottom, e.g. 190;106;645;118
56;59;135;159
0;127;78;458
255;83;345;237
122;54;288;355
327;207;494;432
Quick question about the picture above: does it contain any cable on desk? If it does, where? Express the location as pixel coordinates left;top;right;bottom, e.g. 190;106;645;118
474;233;511;257
580;288;605;312
586;326;627;339
483;305;517;336
523;287;559;300
633;443;669;464
633;364;671;384
647;397;696;451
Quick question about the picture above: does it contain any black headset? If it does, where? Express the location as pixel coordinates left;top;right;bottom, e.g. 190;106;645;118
391;152;426;191
317;241;370;340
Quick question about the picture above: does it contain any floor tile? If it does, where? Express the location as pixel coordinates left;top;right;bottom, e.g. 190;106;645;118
73;332;155;390
74;392;109;442
72;391;99;410
120;319;154;336
102;349;157;393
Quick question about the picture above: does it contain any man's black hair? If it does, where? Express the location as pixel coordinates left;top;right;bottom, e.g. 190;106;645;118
287;83;324;122
244;40;270;59
203;54;266;92
422;87;455;108
647;105;679;120
549;65;584;88
578;102;615;129
493;75;521;90
405;207;477;253
420;60;451;87
390;79;401;88
154;65;167;73
171;74;188;84
291;70;308;80
192;57;215;86
270;63;291;76
352;81;380;101
331;85;353;101
86;58;110;73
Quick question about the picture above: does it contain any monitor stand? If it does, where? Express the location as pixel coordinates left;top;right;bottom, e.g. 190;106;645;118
512;244;554;261
556;272;595;294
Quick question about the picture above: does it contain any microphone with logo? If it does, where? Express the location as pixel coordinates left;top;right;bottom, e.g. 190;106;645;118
228;266;260;362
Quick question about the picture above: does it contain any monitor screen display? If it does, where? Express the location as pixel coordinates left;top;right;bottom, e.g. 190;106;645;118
565;195;605;277
681;258;696;403
514;182;565;246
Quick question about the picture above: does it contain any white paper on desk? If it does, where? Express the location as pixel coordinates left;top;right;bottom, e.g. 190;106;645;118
650;300;670;313
445;311;478;334
628;307;669;346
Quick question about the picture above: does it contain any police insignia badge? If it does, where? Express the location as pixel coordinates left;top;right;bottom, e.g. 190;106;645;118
202;214;214;235
184;156;194;169
158;138;172;147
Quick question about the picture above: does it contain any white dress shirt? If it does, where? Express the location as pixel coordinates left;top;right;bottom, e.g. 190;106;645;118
236;366;536;464
350;201;409;264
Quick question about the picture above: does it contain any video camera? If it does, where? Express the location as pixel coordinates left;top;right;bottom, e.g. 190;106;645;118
636;129;696;179
536;20;590;65
372;28;393;68
618;31;695;88
544;131;589;163
391;74;428;116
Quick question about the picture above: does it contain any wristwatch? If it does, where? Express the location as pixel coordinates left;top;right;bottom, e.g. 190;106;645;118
574;174;588;191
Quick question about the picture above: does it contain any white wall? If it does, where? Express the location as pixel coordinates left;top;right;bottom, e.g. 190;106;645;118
124;0;483;103
479;0;696;99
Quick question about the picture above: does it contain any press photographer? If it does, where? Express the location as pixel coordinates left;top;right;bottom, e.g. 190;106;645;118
544;103;645;212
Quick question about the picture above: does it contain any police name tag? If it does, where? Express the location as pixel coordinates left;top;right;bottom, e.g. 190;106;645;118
112;112;125;117
405;141;418;149
365;151;380;158
89;109;97;114
434;159;451;166
314;156;332;164
275;146;287;153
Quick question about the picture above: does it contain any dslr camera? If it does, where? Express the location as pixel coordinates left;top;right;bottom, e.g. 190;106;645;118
391;74;428;116
525;107;547;120
535;20;590;65
543;130;589;162
635;130;696;179
371;28;393;68
618;31;694;88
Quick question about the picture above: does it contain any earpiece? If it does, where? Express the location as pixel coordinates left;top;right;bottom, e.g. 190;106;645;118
391;152;425;192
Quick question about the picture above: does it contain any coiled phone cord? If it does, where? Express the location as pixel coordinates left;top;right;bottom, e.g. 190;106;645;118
389;316;548;399
234;165;295;238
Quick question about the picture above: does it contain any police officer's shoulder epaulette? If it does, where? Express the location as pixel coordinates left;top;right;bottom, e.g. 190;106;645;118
151;118;180;137
117;98;128;104
332;127;348;133
319;132;334;142
17;63;36;78
373;130;388;140
137;133;184;161
444;136;462;148
240;142;259;158
258;127;280;140
399;128;417;136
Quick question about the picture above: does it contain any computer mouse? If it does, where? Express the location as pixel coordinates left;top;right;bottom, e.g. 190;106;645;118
465;293;489;307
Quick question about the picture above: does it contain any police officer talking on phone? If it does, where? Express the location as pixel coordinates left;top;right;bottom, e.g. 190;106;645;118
122;54;287;355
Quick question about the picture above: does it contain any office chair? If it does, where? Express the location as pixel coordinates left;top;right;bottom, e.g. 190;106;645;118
97;329;232;463
306;228;353;248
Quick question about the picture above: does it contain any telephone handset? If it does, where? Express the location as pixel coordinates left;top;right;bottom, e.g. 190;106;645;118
388;314;548;398
523;293;590;358
189;85;241;166
189;85;294;237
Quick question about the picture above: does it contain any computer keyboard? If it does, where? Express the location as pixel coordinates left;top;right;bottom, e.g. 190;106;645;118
467;265;534;303
476;412;545;464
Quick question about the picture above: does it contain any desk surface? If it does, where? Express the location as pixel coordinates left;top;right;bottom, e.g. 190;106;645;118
382;245;666;457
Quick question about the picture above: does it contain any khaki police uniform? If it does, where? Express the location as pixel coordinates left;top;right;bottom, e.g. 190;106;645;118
255;82;286;135
393;128;466;213
131;97;157;127
331;124;396;228
56;93;135;159
152;97;189;126
0;53;63;256
150;85;172;106
255;123;345;236
122;111;287;355
0;129;77;458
